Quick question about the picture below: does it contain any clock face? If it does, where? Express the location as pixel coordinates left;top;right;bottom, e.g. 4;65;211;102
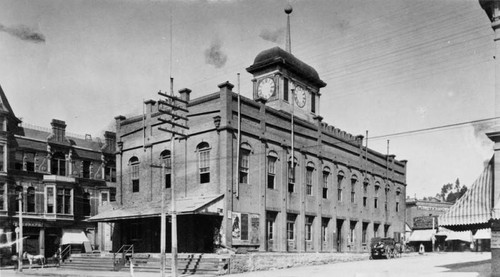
294;86;307;108
257;77;275;100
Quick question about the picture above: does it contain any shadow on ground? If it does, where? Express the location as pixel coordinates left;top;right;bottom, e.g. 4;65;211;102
439;259;491;277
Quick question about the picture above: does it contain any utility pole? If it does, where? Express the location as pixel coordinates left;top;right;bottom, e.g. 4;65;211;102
157;82;189;277
17;189;23;272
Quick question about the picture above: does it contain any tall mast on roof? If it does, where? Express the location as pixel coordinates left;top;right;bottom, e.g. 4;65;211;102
285;4;293;53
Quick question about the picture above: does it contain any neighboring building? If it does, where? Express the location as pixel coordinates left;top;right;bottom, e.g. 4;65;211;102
406;197;453;251
92;45;408;254
406;198;453;230
0;86;116;258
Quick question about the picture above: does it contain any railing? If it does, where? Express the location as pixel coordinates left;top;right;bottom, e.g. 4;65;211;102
113;244;134;271
60;244;72;263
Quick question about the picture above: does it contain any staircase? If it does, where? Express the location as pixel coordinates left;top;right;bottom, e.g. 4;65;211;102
59;253;230;275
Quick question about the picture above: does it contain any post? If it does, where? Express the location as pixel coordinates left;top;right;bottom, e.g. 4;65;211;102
432;217;435;252
171;132;178;277
18;190;23;272
160;163;166;277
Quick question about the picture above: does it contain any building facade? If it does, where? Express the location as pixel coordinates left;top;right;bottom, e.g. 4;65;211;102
93;46;408;254
0;86;116;258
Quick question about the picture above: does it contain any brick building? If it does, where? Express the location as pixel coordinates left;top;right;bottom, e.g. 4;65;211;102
0;86;116;258
91;45;408;253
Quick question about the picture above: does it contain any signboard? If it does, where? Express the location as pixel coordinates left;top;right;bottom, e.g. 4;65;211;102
232;212;260;245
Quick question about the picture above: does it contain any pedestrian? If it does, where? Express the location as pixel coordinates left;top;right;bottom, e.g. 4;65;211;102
419;243;425;255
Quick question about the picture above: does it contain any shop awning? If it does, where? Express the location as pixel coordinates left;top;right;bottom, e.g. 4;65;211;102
445;230;472;242
438;158;493;231
408;229;436;242
474;228;491;240
61;229;89;245
88;194;224;222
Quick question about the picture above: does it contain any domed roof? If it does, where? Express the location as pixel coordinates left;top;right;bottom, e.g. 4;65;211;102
246;47;326;88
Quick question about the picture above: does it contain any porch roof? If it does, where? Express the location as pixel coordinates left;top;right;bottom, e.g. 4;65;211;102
87;194;224;222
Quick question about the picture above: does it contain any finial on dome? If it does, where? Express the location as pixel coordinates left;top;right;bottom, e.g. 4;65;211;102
285;4;293;14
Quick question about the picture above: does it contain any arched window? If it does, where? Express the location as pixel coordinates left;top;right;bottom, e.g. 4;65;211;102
351;174;358;203
51;152;66;176
239;144;252;184
129;157;140;192
374;182;381;209
306;162;315;196
197;143;210;184
322;167;331;199
337;170;345;202
160;150;171;189
267;151;278;190
27;187;35;213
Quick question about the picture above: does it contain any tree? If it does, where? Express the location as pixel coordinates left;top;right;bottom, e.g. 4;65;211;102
437;178;467;204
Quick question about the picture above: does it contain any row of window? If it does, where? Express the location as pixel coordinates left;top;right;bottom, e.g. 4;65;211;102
278;214;391;245
0;183;111;215
13;151;116;182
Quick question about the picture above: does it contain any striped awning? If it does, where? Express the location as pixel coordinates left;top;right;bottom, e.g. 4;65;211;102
438;157;493;231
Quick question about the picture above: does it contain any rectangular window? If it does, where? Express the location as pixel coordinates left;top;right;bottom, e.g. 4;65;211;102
82;161;91;179
267;157;276;189
100;191;109;205
287;214;296;240
267;216;275;240
322;172;329;199
165;173;171;189
284;78;289;102
311;94;316;113
0;183;5;211
105;166;116;182
132;180;139;192
306;168;313;196
57;188;72;214
396;202;400;212
363;196;367;207
199;150;210;183
26;152;35;172
241;213;249;241
362;222;368;244
305;216;314;241
27;188;35;213
374;198;378;209
46;186;55;214
239;150;250;184
0;144;5;172
321;218;329;242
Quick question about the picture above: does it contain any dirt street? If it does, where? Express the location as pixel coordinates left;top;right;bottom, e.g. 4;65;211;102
226;252;492;277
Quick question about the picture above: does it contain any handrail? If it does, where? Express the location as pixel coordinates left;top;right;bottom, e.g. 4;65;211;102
60;244;71;262
113;244;134;271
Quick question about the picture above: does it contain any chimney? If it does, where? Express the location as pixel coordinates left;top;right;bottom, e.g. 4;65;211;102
144;99;156;116
51;119;66;142
104;131;116;153
218;81;234;94
179;88;192;103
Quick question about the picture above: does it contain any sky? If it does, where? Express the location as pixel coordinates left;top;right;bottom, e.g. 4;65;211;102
0;0;497;199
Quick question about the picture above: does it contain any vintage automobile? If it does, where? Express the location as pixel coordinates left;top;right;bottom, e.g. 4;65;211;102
370;237;397;259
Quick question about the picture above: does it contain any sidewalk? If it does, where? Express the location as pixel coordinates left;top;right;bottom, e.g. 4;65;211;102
0;267;217;277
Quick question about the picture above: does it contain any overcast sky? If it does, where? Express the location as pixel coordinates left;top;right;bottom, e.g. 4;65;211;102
0;0;496;198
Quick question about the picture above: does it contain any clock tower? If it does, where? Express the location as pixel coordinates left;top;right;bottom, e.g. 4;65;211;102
246;7;326;122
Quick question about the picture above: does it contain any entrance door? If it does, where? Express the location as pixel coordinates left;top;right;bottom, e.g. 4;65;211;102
336;219;344;252
266;212;277;252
